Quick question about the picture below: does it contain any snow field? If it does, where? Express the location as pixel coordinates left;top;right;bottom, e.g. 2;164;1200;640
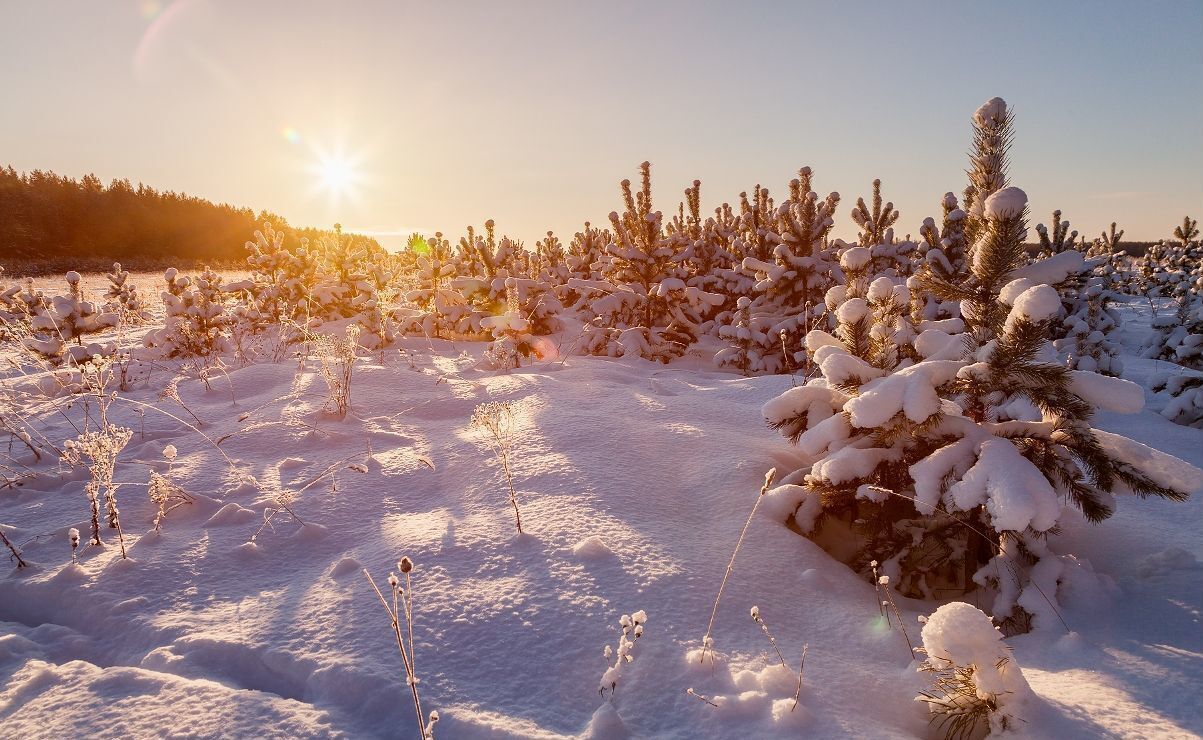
0;311;1199;737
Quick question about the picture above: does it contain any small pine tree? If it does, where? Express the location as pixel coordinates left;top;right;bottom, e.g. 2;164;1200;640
573;162;717;362
144;268;232;357
1173;216;1199;247
1034;210;1078;257
27;272;119;362
401;233;478;339
716;167;840;374
962;97;1013;246
104;262;149;321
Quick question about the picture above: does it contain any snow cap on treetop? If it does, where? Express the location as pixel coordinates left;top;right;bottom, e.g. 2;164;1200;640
839;246;872;271
974;97;1008;126
867;276;895;303
984;187;1027;221
1005;283;1062;331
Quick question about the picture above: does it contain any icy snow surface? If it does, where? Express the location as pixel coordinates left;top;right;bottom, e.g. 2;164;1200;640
1;298;1201;738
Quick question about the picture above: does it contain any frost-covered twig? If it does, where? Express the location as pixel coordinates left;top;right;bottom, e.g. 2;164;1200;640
749;605;786;667
60;357;132;557
685;687;718;708
363;558;436;739
750;605;808;713
871;560;914;658
0;526;27;568
470;401;523;534
791;643;808;712
313;325;360;418
699;468;775;662
599;610;647;701
159;377;204;427
148;445;193;532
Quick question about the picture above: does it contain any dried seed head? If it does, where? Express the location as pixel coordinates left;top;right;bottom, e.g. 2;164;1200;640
398;557;413;573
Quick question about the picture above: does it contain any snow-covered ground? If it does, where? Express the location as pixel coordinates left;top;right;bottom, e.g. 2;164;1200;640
1;297;1200;739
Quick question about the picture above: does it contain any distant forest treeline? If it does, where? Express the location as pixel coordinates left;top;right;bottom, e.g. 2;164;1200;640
0;166;378;276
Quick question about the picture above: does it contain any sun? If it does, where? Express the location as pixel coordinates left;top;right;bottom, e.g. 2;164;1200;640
318;155;356;195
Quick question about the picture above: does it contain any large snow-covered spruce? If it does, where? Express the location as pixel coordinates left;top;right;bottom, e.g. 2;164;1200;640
762;174;1199;632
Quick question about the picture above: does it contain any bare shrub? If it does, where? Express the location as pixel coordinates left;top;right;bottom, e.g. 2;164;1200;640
470;401;523;534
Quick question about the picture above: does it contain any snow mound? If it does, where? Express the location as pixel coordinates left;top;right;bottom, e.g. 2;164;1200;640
203;502;256;527
572;535;614;560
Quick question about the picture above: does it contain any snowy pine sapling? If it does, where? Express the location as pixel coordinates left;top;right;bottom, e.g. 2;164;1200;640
716;168;840;374
1030;209;1126;376
104;262;149;321
401;233;478;339
26;271;119;362
573;162;720;361
762;175;1198;633
470;401;524;534
481;283;537;370
1148;274;1203;426
1173;215;1199;246
1152;371;1203;428
961;97;1013;246
916;602;1031;739
1143;270;1202;369
144;267;233;358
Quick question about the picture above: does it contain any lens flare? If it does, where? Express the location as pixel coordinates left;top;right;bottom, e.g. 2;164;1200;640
281;126;302;145
139;0;163;20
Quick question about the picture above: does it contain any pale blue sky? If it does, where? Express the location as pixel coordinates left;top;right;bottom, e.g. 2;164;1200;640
1;0;1199;247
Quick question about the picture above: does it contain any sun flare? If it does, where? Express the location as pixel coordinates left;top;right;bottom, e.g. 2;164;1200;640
318;155;356;195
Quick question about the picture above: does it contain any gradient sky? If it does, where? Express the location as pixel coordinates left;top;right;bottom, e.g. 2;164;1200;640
2;0;1199;249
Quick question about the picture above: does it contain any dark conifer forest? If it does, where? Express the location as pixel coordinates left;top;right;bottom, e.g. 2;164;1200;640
0;166;371;273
